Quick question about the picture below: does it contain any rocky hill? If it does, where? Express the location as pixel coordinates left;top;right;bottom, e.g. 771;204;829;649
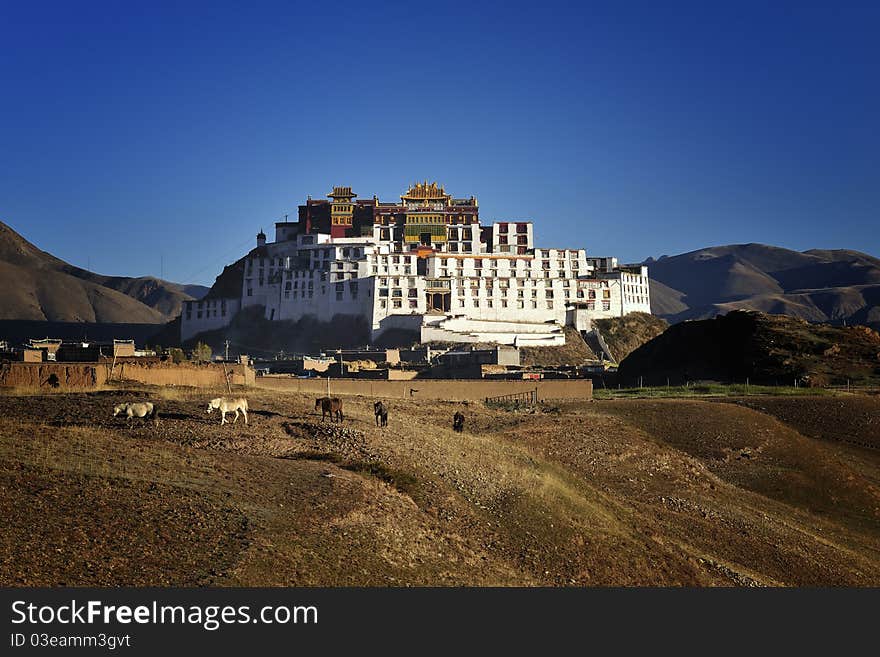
618;310;880;386
0;221;207;323
646;244;880;329
519;327;596;367
593;312;669;362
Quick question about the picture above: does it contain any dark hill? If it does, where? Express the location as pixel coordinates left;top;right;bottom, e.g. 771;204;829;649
618;310;880;387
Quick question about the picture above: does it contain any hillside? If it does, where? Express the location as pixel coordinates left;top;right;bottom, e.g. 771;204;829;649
0;221;207;323
519;326;596;367
645;244;880;329
2;387;879;586
593;312;669;362
618;310;880;386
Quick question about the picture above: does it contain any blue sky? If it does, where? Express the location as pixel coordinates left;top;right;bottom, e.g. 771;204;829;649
1;1;877;285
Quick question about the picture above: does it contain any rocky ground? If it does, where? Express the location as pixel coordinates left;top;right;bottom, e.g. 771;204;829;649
0;386;878;586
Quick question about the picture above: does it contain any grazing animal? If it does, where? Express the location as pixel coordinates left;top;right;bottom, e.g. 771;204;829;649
315;396;343;422
206;397;248;425
113;402;159;426
453;411;465;433
374;400;388;427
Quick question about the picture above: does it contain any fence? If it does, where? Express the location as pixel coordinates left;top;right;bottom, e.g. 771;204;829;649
485;388;539;406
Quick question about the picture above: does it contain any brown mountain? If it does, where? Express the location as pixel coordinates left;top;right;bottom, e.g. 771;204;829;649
0;221;207;323
646;244;880;329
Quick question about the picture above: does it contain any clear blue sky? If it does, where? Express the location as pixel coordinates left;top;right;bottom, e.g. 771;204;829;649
1;1;877;286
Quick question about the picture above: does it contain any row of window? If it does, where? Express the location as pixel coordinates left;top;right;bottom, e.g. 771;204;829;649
185;307;227;320
495;223;530;234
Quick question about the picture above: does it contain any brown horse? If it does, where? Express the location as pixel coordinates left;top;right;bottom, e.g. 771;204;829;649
315;396;343;422
374;400;388;427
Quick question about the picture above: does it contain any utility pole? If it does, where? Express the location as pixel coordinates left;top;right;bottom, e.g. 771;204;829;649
224;339;230;361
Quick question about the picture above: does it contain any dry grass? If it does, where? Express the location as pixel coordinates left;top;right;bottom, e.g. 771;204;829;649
1;385;879;586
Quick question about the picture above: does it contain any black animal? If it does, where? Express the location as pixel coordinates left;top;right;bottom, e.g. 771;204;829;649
315;396;344;422
453;411;465;433
374;400;388;427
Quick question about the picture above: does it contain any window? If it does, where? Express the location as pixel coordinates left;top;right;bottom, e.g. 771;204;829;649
602;301;611;311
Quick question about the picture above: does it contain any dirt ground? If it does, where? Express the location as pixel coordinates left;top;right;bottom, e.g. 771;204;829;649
0;386;878;586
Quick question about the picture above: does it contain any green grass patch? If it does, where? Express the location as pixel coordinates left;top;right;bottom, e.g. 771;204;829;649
593;383;838;399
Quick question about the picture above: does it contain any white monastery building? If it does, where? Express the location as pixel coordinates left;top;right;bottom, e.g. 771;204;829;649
181;182;651;346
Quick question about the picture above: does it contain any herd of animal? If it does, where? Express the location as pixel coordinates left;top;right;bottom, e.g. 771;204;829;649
112;395;466;432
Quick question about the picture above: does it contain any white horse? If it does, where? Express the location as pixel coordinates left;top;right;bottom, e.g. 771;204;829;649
113;401;159;426
206;397;248;425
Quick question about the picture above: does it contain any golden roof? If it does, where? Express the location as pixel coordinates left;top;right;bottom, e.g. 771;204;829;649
401;180;450;200
328;186;356;199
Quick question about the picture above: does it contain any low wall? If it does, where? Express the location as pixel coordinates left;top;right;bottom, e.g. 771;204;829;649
113;361;255;387
0;361;255;389
0;362;105;389
255;376;592;401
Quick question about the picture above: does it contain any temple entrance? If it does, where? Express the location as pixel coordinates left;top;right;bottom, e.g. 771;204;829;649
426;291;451;312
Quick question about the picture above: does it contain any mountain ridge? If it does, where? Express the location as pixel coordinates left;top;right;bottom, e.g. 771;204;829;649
644;243;880;329
0;220;208;323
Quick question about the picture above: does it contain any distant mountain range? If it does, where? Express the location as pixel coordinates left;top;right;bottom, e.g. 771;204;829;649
0;221;208;323
645;244;880;330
